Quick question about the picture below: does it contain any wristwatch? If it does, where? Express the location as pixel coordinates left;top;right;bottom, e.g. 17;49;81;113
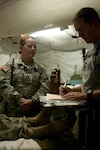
87;89;93;102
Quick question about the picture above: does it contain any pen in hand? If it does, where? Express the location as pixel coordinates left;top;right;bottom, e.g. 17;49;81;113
63;81;67;87
61;81;67;96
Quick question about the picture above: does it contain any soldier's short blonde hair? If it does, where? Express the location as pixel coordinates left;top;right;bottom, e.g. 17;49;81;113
19;34;35;53
19;34;35;46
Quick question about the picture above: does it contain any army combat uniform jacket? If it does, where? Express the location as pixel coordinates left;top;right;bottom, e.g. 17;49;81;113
0;58;50;117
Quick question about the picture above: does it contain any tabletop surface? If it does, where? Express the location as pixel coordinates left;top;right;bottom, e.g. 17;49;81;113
40;95;86;108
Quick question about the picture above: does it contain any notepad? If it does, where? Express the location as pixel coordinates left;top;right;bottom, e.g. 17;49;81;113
46;93;66;100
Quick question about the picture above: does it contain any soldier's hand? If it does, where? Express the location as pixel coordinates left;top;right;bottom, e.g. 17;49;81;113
20;99;33;113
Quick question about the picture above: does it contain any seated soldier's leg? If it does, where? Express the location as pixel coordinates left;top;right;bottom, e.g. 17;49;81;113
24;108;52;126
27;119;65;139
0;114;29;140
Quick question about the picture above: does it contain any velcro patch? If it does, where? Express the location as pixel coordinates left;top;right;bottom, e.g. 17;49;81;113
0;64;10;72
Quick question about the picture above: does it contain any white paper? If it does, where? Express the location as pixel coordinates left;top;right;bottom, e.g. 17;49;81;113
46;93;65;100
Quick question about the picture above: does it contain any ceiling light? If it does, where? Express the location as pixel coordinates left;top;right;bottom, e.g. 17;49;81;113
30;27;61;37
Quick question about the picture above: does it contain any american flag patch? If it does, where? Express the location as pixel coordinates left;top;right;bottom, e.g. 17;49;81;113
0;64;10;72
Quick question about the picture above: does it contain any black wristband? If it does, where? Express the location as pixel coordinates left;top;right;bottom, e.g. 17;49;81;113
87;89;92;102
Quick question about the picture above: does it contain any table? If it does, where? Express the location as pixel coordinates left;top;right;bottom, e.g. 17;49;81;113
39;95;86;108
40;96;88;149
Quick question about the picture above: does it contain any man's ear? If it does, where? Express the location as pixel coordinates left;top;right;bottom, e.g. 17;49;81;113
19;45;22;54
94;19;100;27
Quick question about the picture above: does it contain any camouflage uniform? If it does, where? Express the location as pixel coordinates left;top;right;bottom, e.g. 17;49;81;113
0;113;65;141
0;114;30;140
0;58;50;117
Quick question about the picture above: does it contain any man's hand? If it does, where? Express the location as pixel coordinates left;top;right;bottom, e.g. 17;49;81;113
59;85;72;96
62;92;87;100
